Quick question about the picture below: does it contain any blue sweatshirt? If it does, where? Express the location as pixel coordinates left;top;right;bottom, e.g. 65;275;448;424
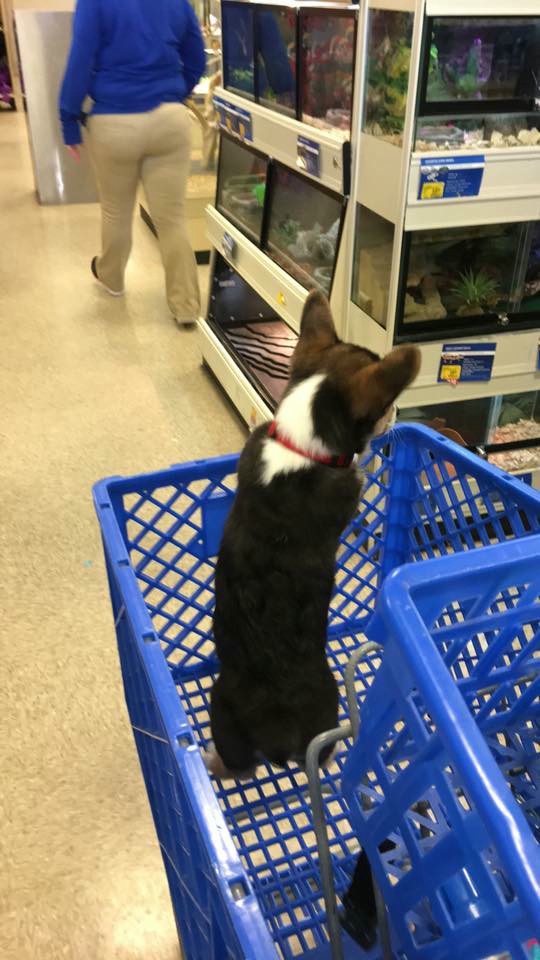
59;0;206;145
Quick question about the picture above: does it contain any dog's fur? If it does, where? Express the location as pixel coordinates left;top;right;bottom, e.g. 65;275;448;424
207;291;421;778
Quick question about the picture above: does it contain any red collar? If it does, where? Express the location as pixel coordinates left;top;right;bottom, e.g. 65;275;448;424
267;420;354;468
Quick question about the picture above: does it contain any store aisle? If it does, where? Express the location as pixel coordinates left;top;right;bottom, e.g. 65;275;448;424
0;114;245;960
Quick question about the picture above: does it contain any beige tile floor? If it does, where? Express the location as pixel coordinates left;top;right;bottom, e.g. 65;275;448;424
0;113;245;960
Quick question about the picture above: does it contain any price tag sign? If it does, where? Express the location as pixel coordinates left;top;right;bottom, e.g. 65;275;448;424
222;231;236;261
419;155;485;200
213;96;253;142
438;342;496;384
297;136;321;178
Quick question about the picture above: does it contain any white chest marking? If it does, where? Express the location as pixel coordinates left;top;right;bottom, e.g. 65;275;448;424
260;374;332;485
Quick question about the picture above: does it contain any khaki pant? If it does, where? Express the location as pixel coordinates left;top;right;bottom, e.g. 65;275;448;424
87;103;200;320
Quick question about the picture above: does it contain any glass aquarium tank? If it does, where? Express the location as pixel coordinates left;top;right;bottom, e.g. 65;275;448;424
264;163;344;294
216;135;268;242
351;205;395;328
299;7;356;136
363;9;413;146
423;18;540;108
415;17;540;151
400;391;540;475
255;5;297;117
222;1;255;99
398;220;540;336
208;253;297;407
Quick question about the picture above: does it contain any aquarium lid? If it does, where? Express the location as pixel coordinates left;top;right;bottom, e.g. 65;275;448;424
267;420;354;467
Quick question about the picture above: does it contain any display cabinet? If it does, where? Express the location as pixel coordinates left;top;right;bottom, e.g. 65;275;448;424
199;0;357;427
346;0;540;483
221;0;357;139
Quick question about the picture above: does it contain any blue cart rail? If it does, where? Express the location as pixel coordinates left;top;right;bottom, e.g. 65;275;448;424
343;535;540;959
93;425;540;959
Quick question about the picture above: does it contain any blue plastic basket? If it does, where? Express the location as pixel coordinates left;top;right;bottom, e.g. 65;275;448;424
342;535;540;960
93;425;540;960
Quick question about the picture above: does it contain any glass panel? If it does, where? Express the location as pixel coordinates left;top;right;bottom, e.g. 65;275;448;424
515;221;540;314
351;205;394;328
216;137;267;241
426;18;540;106
222;1;255;99
399;397;492;446
208;254;297;407
399;393;540;474
256;6;296;117
401;222;527;327
300;10;356;135
265;166;343;294
415;113;540;152
489;392;540;473
364;10;413;146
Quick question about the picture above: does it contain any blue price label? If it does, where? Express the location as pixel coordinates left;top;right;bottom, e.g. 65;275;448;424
419;155;485;200
297;136;321;178
222;232;236;260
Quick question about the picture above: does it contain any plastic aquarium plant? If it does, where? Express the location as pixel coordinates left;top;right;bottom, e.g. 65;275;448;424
450;269;500;314
365;11;412;142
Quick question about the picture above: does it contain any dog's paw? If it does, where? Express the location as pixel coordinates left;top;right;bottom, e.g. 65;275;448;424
203;745;256;782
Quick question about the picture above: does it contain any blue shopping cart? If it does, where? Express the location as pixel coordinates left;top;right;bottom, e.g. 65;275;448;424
94;424;540;960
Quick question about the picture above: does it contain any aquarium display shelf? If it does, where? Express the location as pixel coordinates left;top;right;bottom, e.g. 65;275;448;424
213;86;349;195
407;147;540;220
206;204;310;332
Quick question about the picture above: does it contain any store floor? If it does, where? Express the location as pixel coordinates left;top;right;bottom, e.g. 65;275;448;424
0;114;245;960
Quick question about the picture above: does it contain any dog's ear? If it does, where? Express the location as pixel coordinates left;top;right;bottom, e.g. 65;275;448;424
350;345;421;418
299;290;338;348
292;291;338;378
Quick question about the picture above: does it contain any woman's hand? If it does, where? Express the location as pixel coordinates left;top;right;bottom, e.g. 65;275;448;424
66;145;81;161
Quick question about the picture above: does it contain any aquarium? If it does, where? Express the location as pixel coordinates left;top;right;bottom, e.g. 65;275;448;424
351;205;395;328
422;18;540;110
363;9;413;146
415;112;540;152
208;253;297;407
222;1;255;99
398;220;540;336
256;5;297;117
216;135;268;242
299;7;356;135
264;163;344;294
400;391;540;475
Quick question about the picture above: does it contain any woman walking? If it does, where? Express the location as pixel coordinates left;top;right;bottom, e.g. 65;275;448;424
60;0;206;325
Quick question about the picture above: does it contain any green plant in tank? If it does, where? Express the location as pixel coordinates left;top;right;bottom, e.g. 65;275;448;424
276;217;300;247
365;17;412;137
450;269;500;314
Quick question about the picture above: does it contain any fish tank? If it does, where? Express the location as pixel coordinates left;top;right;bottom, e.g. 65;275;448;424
363;9;413;146
415;17;540;151
299;6;357;136
216;134;268;242
264;162;345;294
400;391;540;476
397;219;540;338
207;253;297;407
222;1;256;99
255;5;297;118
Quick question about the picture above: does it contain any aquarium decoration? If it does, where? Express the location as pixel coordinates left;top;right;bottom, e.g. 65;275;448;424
449;269;500;315
300;10;356;135
364;9;413;145
265;165;343;294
